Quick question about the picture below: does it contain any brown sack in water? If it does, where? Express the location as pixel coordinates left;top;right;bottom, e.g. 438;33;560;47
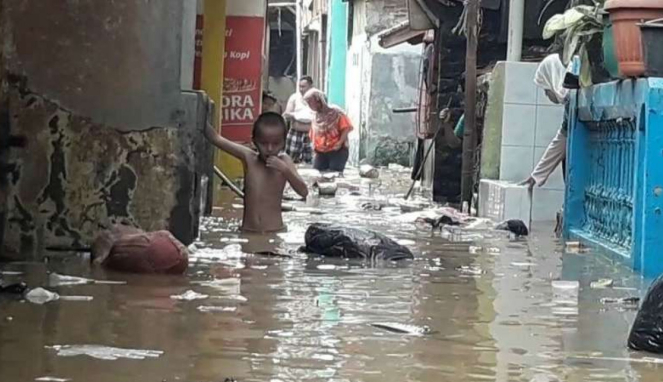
92;225;189;274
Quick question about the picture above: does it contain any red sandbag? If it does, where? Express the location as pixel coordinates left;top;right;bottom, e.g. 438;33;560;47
92;226;188;274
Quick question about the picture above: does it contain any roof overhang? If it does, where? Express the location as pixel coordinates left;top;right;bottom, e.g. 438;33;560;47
378;21;432;49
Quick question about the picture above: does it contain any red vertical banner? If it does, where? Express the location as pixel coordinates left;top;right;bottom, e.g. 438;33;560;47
193;15;204;90
221;16;265;143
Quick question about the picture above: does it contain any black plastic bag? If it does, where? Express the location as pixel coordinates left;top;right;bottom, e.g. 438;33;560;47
628;274;663;353
302;223;414;261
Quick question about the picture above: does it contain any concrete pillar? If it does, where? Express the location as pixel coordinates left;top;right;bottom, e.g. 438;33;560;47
201;0;228;178
181;0;197;90
506;0;524;62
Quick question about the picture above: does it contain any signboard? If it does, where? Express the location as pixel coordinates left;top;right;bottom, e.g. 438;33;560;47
221;16;265;142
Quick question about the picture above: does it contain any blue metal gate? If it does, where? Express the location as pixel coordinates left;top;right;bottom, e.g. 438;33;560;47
565;78;663;278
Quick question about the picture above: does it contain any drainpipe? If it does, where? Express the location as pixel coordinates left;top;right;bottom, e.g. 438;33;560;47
506;0;524;61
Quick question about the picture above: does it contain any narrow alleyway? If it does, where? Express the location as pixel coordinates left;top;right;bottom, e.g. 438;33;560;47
0;166;658;382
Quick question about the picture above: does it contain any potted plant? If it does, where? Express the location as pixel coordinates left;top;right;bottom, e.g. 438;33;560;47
543;1;612;86
605;0;663;77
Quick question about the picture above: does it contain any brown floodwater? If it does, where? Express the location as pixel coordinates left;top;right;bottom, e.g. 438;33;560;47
0;167;660;382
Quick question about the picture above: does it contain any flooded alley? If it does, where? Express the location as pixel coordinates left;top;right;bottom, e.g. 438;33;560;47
0;167;658;382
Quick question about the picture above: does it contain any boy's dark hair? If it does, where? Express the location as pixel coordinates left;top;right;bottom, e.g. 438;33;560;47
252;112;288;140
300;75;313;85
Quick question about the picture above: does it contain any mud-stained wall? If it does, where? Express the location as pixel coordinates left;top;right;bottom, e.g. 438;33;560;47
2;0;183;131
0;0;209;259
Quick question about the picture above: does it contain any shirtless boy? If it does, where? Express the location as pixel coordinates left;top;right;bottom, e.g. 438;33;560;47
205;112;309;233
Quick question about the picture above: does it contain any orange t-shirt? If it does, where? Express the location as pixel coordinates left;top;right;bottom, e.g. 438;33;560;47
311;114;354;153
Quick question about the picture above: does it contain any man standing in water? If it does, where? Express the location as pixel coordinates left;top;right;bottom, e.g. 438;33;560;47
283;76;314;164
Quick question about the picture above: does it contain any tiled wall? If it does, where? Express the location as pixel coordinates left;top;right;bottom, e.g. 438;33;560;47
497;62;565;222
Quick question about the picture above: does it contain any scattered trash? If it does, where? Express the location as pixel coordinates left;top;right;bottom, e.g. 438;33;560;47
469;246;482;254
600;297;639;305
551;281;579;305
396;239;416;246
0;271;23;276
314;181;338;197
302;223;414;261
170;290;209;301
511;262;536;267
387;163;407;171
26;288;60;305
370;322;432;335
92;226;189;274
590;279;614;289
316;264;337;270
197;306;237;313
495;220;529;237
93;280;127;285
399;202;425;213
359;164;379;179
254;251;292;259
220;237;249;243
487;247;501;254
360;201;383;211
458;266;483;276
193;278;241;295
0;282;28;295
46;345;163;360
49;273;93;287
59;296;94;302
629;274;663;353
218;295;248;303
565;241;586;254
306;193;321;207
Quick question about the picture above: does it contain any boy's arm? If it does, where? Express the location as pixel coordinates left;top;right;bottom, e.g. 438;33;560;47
205;124;253;161
267;154;309;198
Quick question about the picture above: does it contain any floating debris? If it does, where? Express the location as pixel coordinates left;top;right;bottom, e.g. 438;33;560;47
197;306;237;313
0;271;23;276
469;246;482;254
170;290;209;301
93;280;127;285
0;282;28;295
59;296;94;302
552;281;579;306
315;181;338;196
511;262;536;267
359;164;379;179
590;279;614;289
26;288;60;305
600;297;640;305
458;266;484;276
370;322;432;335
220;238;249;243
565;241;587;254
49;273;93;287
316;264;338;270
396;239;416;246
46;345;163;360
35;377;71;382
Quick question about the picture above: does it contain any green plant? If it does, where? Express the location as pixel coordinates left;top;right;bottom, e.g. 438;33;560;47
543;1;606;64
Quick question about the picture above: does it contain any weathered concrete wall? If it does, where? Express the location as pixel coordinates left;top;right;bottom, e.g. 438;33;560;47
0;0;210;259
2;0;184;132
362;0;408;36
367;48;420;165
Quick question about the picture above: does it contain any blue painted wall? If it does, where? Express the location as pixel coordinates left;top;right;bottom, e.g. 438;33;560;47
326;0;348;109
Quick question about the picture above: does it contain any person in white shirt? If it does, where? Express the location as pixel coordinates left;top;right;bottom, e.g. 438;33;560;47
283;76;314;164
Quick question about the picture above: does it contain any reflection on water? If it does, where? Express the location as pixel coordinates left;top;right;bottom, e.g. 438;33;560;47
0;167;661;381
